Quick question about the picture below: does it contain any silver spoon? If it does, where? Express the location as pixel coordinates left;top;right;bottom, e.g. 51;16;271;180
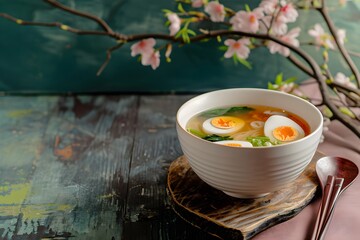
311;156;358;240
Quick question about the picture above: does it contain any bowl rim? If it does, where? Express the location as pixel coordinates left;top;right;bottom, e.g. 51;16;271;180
176;88;323;149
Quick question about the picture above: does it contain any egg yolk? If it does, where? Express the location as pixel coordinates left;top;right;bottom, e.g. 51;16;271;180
272;126;299;142
224;143;242;147
211;116;242;129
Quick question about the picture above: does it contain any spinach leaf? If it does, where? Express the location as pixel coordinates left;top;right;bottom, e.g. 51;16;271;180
200;108;230;118
203;135;233;142
227;106;254;114
201;106;254;118
187;128;233;142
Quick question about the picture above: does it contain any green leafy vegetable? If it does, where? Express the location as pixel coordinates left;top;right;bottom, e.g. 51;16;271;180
227;106;254;114
201;106;254;118
187;128;233;142
247;136;279;147
203;135;233;142
187;128;207;138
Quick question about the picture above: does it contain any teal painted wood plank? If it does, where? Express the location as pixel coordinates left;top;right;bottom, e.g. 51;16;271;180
0;96;58;238
123;95;219;239
0;94;220;240
125;95;187;219
123;95;184;239
0;95;138;239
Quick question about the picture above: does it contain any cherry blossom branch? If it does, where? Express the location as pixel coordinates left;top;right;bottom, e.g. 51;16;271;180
301;41;360;65
261;35;359;137
0;13;114;37
287;54;314;78
317;3;360;87
0;0;359;137
287;48;360;108
334;87;360;108
330;82;360;97
97;43;124;76
44;0;114;34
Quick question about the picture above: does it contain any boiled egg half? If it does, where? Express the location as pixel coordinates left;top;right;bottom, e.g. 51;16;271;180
214;140;253;148
202;116;245;136
264;115;305;143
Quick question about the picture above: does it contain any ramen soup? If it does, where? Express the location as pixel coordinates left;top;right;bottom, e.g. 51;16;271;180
186;105;311;147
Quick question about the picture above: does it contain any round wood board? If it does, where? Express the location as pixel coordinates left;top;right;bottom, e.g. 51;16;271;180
167;151;323;240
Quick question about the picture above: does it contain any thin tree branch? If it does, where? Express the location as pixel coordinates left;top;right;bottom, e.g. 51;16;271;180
348;50;360;58
191;29;360;137
335;87;360;107
0;13;114;37
287;54;315;78
330;81;360;96
317;5;360;87
44;0;114;34
0;3;359;136
97;43;124;76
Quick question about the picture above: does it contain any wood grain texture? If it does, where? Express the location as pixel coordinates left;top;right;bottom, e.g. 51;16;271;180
168;152;323;240
0;94;223;240
123;95;211;239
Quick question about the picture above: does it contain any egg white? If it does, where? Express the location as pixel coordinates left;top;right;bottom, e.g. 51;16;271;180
214;140;253;147
202;117;244;136
264;115;305;143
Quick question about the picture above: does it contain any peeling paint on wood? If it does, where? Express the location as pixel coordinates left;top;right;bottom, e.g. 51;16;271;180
0;94;220;240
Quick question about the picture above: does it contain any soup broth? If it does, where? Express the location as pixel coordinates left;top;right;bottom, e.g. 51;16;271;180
186;105;310;147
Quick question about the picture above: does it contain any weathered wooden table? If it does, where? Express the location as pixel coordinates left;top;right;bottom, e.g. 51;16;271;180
1;94;360;240
0;94;225;240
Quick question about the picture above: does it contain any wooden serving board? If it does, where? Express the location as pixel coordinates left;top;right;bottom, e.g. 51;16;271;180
167;151;323;240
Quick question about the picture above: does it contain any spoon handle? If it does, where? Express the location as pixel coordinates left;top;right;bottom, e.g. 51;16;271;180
317;177;344;240
311;175;335;240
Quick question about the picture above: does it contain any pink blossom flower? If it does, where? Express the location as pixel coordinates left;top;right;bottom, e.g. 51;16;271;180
131;38;160;70
259;0;278;14
192;0;204;8
130;38;156;57
230;8;264;33
279;82;295;93
167;13;181;36
205;1;226;22
259;0;297;34
334;72;356;88
308;24;335;49
260;0;298;20
261;15;288;35
267;27;301;57
273;82;304;97
279;2;298;23
141;51;160;70
224;38;251;59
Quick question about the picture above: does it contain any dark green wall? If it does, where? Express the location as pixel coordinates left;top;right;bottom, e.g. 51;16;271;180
0;0;359;94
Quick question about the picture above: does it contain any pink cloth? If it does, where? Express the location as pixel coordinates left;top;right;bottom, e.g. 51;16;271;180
253;120;360;240
254;82;360;240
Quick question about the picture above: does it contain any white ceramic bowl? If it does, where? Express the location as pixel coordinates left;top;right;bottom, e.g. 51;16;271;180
176;88;323;198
